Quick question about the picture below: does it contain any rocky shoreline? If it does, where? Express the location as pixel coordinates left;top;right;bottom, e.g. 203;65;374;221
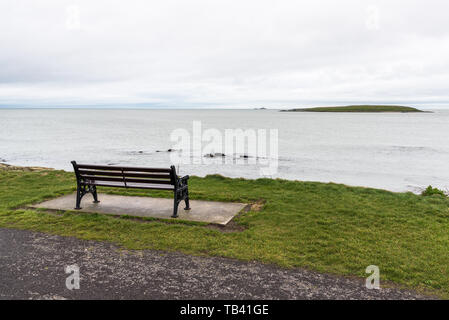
0;162;53;172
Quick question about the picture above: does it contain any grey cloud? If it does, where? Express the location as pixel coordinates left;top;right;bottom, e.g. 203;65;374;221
0;0;449;108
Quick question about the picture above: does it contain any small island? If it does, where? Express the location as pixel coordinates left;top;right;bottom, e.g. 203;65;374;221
281;105;425;113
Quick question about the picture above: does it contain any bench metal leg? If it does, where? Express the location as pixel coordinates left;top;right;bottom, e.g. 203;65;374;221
184;190;191;211
92;186;100;203
75;184;99;209
172;192;179;218
75;186;82;210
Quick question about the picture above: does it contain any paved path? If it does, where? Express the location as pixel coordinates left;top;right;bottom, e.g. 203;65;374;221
0;228;432;300
32;193;246;226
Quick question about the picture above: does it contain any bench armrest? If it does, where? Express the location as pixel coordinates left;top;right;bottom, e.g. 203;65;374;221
180;175;190;181
176;175;189;188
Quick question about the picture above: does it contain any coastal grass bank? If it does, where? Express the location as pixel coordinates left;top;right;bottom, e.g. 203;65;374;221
1;166;448;298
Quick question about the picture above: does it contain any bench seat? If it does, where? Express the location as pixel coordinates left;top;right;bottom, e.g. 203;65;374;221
87;181;175;190
71;161;190;217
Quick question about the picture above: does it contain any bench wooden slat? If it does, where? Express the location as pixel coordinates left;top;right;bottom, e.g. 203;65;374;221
89;181;175;190
78;170;170;179
80;175;173;185
77;164;172;173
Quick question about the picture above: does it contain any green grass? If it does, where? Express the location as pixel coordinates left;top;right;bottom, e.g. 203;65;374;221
1;169;449;297
422;185;447;197
282;105;425;113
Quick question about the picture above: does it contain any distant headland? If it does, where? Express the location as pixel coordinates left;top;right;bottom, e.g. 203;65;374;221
280;105;426;113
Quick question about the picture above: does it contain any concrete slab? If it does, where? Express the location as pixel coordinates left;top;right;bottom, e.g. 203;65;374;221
31;193;247;226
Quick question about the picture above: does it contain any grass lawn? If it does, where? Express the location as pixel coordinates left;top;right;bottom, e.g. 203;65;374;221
1;168;448;298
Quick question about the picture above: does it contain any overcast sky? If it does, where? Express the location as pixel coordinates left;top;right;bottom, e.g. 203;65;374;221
1;0;449;108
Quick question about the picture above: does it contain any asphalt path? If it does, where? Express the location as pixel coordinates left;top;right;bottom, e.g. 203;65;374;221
0;228;432;300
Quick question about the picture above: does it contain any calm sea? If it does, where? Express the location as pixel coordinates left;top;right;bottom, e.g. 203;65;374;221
1;108;449;193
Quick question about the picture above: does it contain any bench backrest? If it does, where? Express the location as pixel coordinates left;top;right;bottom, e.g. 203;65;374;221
71;161;177;187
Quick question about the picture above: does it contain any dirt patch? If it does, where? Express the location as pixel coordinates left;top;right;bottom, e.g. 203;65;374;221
250;199;266;212
206;199;266;233
206;219;247;233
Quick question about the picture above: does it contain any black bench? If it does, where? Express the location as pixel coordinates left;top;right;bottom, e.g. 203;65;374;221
71;161;190;218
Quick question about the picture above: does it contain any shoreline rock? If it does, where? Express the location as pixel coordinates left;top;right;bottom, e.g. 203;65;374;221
204;153;226;158
0;163;54;172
